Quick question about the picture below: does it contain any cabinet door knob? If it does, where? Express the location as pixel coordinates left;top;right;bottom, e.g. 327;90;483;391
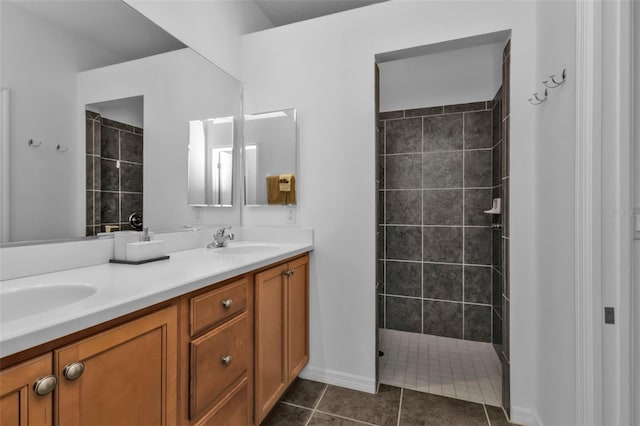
33;375;57;396
221;355;233;366
221;299;233;309
290;269;295;276
63;362;85;381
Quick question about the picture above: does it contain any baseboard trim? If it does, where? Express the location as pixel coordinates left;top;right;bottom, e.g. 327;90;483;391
298;366;377;394
511;406;543;426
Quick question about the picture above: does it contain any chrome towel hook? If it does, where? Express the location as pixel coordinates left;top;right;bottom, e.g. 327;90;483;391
543;68;567;89
528;89;548;105
28;139;42;147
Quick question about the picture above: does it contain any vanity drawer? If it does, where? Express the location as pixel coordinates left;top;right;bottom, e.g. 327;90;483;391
190;278;247;336
196;379;249;426
190;312;249;419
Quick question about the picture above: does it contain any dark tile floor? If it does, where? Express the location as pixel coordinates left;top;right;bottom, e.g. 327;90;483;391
262;378;516;426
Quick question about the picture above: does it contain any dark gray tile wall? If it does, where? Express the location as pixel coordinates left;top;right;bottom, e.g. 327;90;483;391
85;111;143;236
378;100;496;343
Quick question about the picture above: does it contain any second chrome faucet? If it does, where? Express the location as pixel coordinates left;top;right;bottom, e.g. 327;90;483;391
207;226;234;248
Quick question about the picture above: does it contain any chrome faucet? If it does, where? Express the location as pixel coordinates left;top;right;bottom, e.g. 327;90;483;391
207;226;234;248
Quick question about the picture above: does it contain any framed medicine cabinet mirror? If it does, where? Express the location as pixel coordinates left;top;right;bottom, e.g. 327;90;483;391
243;108;297;206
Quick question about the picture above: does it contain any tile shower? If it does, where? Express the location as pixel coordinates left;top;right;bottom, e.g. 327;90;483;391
377;39;511;414
85;111;144;236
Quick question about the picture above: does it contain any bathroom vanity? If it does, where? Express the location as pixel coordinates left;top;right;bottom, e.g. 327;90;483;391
0;244;311;426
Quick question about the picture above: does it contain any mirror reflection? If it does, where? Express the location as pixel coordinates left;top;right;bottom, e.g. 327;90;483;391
0;0;242;244
188;117;235;207
244;109;297;206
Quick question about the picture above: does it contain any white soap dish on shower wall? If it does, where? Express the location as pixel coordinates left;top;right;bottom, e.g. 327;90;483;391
484;198;502;215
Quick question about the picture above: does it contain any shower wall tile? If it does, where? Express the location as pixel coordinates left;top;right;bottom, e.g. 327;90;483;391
492;308;502;348
463;111;492;149
492;269;502;309
86;155;94;190
121;193;143;223
464;304;492;342
385;190;422;225
423;113;463;152
423;189;462;225
380;110;404;120
103;117;134;133
464;150;492;188
423;300;462;339
385;154;422;189
464;189;492;226
405;106;443;117
385;118;422;154
101;126;119;160
423;227;463;264
492;142;502;186
379;100;494;343
386;226;422;261
492;229;502;272
120;162;143;193
86;191;94;228
422;151;463;188
464;266;492;304
101;159;119;191
423;263;462;301
86;119;94;155
464;227;492;265
386;296;422;333
101;192;119;223
443;101;486;113
386;261;422;297
120;131;143;164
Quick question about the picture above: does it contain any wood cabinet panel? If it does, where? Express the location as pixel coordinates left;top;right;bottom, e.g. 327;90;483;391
255;254;309;424
190;278;248;336
0;354;52;426
286;256;309;381
190;312;249;419
55;306;177;426
254;263;287;424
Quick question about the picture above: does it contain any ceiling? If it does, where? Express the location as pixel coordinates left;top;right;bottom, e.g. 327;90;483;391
254;0;388;27
9;0;185;64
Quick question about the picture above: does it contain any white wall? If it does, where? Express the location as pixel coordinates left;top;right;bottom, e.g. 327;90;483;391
533;1;577;425
379;42;504;111
76;48;243;234
634;3;640;422
241;0;539;417
124;0;272;80
0;2;123;242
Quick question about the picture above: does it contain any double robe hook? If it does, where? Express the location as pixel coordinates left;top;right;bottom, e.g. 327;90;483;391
528;89;548;105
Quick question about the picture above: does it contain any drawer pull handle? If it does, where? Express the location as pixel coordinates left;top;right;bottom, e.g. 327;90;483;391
33;375;57;396
63;362;85;381
221;299;233;309
221;355;233;366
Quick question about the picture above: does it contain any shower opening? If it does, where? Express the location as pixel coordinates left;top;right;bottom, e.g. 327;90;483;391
375;32;511;417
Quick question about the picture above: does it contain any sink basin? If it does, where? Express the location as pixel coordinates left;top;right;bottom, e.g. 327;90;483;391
1;284;98;323
212;243;280;255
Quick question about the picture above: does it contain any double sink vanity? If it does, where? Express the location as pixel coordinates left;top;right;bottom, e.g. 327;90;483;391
0;237;313;425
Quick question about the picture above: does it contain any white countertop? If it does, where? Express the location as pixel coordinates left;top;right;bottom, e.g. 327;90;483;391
0;241;313;358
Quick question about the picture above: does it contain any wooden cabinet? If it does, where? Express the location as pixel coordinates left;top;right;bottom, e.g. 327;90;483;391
54;306;178;426
182;277;252;426
0;354;54;426
254;254;309;424
0;251;310;426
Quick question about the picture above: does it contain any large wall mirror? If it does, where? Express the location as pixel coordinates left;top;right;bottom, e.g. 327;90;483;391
244;109;297;206
0;0;242;244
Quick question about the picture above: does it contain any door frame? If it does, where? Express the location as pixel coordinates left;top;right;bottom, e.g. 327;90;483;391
576;0;636;424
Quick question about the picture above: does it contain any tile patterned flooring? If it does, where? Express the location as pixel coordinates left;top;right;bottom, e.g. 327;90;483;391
378;329;502;407
264;378;514;426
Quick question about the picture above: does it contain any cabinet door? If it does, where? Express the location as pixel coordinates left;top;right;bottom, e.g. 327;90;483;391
55;306;178;426
254;263;287;424
0;354;53;426
286;256;309;381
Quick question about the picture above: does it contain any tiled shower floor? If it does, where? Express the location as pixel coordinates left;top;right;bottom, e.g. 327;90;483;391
378;328;502;407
